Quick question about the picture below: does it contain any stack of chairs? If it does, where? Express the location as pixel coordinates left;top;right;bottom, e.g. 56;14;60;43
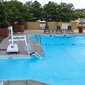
56;26;62;33
44;25;50;33
67;26;74;33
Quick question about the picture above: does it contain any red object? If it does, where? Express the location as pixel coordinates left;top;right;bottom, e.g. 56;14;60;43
12;24;25;32
46;22;47;26
79;28;83;33
0;28;9;37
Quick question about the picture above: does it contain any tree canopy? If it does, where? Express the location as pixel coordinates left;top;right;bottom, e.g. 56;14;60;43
4;0;33;24
0;2;9;28
43;1;58;21
43;2;79;21
25;0;45;21
1;0;85;23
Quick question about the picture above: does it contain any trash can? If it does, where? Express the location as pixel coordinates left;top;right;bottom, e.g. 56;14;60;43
78;28;83;33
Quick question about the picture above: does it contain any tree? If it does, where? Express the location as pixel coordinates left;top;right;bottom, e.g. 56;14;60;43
0;2;9;28
75;9;85;18
56;2;76;22
43;1;58;21
25;0;45;21
4;1;33;24
44;2;78;22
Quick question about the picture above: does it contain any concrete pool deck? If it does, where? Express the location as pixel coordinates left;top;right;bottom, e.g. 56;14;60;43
0;30;45;58
1;80;50;85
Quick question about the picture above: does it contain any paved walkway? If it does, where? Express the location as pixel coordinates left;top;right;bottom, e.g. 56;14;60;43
1;80;50;85
0;30;46;57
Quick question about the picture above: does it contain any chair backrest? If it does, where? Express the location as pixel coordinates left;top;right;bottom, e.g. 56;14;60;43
68;26;72;30
8;26;13;31
45;25;49;30
8;26;13;38
57;26;61;31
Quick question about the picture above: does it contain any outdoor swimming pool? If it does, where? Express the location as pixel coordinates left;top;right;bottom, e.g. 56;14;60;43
0;35;85;85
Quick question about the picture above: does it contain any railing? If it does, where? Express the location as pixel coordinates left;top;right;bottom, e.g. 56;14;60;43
35;35;38;41
35;34;41;43
38;35;41;43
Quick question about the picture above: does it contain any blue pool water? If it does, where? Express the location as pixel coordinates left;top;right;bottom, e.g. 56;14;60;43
0;35;85;85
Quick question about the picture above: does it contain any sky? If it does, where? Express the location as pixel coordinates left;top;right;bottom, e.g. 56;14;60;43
5;0;85;9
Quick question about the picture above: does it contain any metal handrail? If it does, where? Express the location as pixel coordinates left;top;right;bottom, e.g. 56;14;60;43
35;35;38;41
38;35;41;43
35;34;41;43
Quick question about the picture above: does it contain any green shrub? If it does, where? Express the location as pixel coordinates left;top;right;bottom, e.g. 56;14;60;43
0;2;10;28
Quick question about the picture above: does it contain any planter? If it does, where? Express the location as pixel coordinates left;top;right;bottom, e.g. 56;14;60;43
12;24;25;32
0;28;9;37
78;28;83;33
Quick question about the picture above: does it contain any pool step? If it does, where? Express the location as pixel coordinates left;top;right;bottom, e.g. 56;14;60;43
27;39;44;54
33;40;44;54
27;39;36;53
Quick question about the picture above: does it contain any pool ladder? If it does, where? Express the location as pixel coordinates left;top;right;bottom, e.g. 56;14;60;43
35;34;41;43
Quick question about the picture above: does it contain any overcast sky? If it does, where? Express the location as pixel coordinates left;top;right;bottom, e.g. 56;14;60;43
6;0;85;9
